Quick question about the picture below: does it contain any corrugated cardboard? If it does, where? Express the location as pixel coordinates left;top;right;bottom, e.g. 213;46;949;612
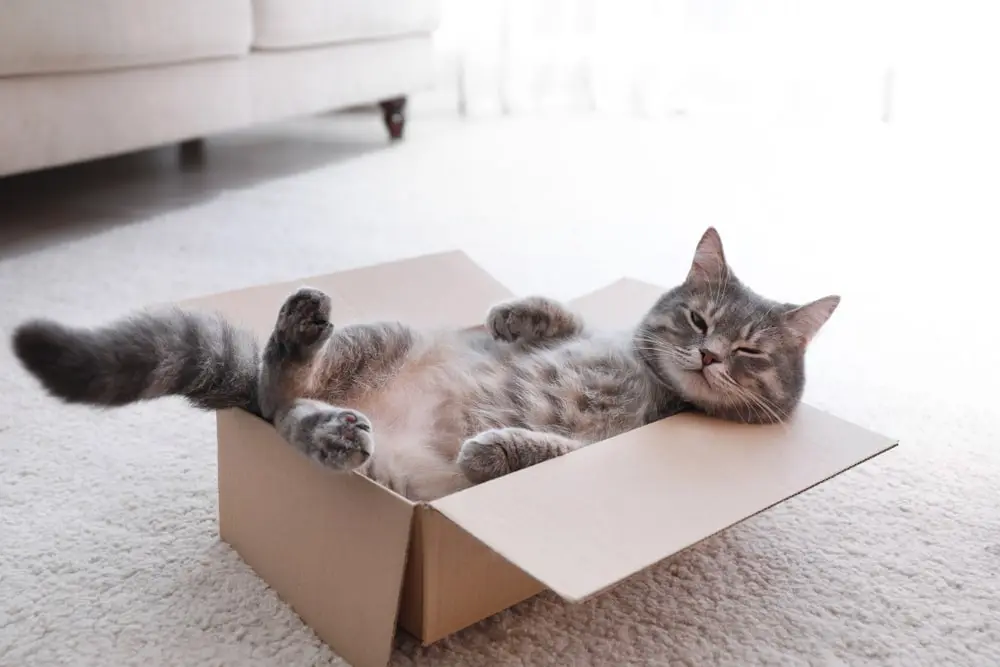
179;251;897;667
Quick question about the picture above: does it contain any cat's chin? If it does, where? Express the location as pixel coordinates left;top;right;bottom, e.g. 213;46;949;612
660;364;721;407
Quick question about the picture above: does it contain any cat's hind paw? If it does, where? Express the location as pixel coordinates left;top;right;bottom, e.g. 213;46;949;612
275;286;333;353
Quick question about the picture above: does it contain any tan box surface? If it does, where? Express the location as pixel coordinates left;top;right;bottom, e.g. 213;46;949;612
180;251;897;667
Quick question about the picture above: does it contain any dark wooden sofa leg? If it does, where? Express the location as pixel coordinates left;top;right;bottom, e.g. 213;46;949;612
378;97;407;141
178;138;205;165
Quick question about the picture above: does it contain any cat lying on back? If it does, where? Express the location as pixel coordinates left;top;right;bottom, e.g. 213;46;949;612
11;228;839;501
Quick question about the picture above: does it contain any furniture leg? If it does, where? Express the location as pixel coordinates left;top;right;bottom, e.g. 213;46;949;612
378;97;407;140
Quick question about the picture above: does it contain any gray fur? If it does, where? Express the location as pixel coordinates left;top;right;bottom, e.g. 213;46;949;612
10;228;839;501
487;296;584;345
12;308;260;415
275;399;373;470
458;428;583;483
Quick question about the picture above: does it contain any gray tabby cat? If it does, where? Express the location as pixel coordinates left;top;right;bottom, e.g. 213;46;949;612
12;228;839;501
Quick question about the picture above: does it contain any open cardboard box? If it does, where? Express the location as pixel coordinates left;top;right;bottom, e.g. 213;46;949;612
180;251;897;667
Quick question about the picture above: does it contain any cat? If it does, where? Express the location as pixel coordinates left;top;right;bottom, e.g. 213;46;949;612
11;228;839;501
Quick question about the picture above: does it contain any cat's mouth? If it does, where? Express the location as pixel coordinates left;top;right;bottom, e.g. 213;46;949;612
697;364;727;388
688;367;713;386
681;364;730;401
633;338;718;396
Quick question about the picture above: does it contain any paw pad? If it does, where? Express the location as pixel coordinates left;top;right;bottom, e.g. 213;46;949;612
308;409;374;471
276;286;333;349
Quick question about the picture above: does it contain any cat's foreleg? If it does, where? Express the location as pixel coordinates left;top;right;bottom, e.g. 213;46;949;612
486;296;584;345
457;427;584;483
274;398;373;471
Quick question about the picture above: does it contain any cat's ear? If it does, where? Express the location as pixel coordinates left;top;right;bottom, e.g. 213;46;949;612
783;295;840;346
686;227;728;285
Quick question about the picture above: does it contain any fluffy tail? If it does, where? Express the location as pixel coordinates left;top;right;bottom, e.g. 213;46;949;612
11;308;262;417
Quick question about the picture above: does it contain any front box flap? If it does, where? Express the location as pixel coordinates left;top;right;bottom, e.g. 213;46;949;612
430;404;897;602
216;409;414;667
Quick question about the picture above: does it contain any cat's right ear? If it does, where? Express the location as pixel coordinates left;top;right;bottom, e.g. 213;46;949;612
686;227;728;285
783;295;841;347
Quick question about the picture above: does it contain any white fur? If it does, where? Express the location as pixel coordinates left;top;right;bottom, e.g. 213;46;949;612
352;340;472;501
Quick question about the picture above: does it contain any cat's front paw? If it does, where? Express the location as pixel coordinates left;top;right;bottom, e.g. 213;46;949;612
457;430;512;483
275;286;333;352
304;408;374;471
487;297;577;344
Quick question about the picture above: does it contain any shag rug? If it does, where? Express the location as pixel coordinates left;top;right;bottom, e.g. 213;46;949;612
1;114;998;666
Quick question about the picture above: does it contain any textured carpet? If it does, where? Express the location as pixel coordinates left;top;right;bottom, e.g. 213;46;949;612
1;113;998;666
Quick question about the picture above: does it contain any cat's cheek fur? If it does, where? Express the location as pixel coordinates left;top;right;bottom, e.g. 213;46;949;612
677;347;703;371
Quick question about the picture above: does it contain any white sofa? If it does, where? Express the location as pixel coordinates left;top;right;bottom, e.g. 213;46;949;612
0;0;441;177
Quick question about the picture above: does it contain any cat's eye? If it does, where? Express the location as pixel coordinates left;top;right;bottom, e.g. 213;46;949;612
688;310;708;334
734;346;763;356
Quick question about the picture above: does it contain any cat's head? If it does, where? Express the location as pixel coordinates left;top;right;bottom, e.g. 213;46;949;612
634;227;839;424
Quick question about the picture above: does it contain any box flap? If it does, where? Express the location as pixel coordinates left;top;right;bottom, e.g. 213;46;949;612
216;409;414;667
430;403;897;602
567;277;664;330
315;250;514;328
179;251;514;337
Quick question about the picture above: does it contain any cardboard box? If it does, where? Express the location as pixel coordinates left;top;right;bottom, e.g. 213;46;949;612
180;251;897;667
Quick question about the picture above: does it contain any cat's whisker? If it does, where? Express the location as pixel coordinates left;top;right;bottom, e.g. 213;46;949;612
632;335;664;349
713;371;787;428
741;392;780;425
732;390;771;425
734;393;765;425
741;390;787;428
633;338;692;367
633;334;676;353
632;341;670;354
720;377;772;422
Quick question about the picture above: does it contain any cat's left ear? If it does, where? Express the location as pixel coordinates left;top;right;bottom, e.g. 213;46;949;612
783;295;841;346
686;227;729;285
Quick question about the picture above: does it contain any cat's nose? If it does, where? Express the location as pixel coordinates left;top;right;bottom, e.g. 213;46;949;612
700;349;721;366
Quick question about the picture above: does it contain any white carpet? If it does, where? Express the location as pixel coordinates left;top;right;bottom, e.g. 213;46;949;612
1;113;999;666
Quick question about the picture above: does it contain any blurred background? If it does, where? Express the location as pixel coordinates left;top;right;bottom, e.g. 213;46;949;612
420;0;998;129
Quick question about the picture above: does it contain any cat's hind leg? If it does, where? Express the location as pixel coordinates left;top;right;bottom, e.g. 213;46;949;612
258;286;334;418
275;398;374;471
259;286;415;421
457;427;583;483
258;286;374;471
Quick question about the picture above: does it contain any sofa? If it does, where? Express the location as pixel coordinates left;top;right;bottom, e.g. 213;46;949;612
0;0;441;178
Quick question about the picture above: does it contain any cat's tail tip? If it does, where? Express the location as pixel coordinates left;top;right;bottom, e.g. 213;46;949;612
12;319;97;405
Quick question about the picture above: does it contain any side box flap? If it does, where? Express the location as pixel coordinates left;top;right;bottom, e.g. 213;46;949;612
216;408;414;667
430;404;897;602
